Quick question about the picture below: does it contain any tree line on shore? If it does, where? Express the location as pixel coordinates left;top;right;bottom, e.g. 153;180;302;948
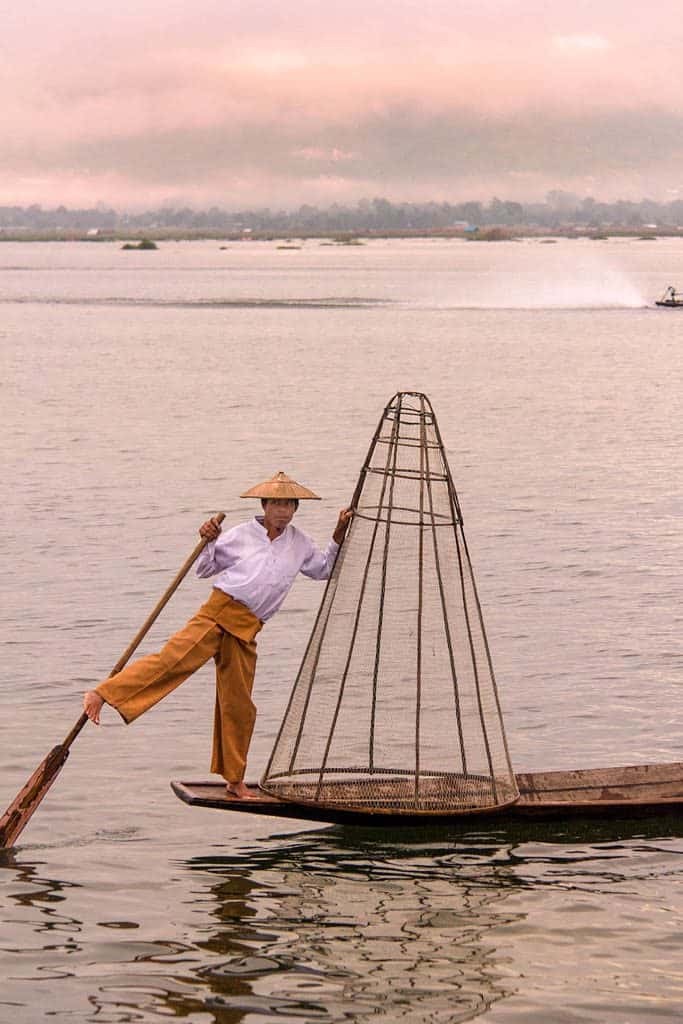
2;193;683;235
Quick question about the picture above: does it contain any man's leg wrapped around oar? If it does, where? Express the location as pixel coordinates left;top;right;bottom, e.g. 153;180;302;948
93;590;263;794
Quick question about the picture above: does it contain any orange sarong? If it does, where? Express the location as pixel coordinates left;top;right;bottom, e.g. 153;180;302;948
96;589;263;782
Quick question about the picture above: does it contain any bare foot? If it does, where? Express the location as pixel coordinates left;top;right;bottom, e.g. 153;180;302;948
83;690;104;725
226;781;258;800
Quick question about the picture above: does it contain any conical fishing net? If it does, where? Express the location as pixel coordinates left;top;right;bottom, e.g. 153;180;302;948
261;392;518;815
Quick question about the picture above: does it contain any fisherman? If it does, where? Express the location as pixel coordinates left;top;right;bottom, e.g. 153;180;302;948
83;472;352;799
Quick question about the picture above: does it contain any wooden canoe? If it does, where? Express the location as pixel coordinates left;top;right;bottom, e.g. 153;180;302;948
171;761;683;826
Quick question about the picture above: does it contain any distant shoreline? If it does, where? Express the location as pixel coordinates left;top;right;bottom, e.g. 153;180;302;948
0;227;681;243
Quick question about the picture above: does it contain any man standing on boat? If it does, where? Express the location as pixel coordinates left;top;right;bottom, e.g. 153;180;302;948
83;473;352;799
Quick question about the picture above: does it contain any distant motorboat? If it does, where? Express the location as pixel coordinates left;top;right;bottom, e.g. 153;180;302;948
655;286;683;307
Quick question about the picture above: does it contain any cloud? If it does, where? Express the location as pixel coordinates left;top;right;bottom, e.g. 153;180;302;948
3;99;682;210
2;1;683;207
552;34;611;53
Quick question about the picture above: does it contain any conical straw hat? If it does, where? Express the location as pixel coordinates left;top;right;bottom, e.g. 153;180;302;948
240;471;321;500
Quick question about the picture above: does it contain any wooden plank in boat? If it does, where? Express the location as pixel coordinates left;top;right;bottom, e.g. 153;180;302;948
514;762;683;818
516;762;683;802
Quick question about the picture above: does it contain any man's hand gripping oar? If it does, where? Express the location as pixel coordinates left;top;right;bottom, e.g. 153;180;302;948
0;513;225;850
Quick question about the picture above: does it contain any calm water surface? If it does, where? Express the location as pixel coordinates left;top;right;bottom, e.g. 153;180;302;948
1;238;682;1022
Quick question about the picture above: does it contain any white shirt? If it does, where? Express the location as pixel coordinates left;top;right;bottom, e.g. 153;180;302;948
196;517;339;622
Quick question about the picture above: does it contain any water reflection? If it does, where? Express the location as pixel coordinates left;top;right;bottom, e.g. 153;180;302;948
0;851;201;1022
1;853;82;947
1;815;682;1023
183;830;519;1021
176;817;683;1021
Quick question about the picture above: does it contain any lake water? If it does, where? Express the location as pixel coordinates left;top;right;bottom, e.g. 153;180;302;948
1;236;682;1022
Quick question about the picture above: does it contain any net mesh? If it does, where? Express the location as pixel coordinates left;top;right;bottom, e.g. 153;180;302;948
261;392;519;814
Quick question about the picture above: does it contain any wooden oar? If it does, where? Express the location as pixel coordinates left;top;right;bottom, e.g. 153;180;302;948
0;512;225;850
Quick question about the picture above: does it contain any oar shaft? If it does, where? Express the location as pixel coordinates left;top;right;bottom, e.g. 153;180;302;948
0;512;226;848
61;514;225;750
110;526;224;675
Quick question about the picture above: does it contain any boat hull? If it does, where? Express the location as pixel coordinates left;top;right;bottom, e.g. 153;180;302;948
171;761;683;826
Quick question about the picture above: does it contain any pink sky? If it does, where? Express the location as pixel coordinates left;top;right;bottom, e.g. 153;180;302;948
3;0;683;209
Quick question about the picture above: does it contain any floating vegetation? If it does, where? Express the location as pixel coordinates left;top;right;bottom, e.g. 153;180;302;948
121;238;158;250
467;227;515;242
328;234;365;246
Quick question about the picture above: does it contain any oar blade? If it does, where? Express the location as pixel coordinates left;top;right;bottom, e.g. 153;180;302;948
0;745;70;849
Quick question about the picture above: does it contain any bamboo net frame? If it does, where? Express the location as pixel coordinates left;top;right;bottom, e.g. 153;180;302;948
261;392;519;814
